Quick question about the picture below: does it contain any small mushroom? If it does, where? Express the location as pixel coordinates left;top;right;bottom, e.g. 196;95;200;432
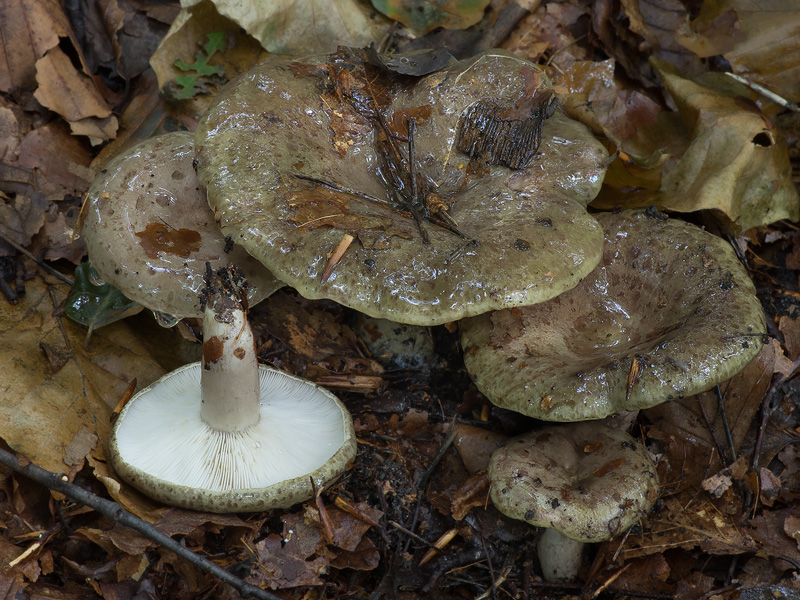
461;209;766;421
109;266;356;512
82;131;282;320
488;423;659;580
194;49;607;325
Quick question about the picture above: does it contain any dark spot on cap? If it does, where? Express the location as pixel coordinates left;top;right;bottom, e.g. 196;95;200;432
513;238;530;251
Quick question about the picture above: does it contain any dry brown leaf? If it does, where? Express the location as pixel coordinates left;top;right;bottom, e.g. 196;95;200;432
33;48;118;144
34;47;112;122
0;0;66;95
778;315;800;361
0;194;51;255
75;525;154;556
502;1;592;69
29;203;86;265
0;275;164;475
676;1;800;111
646;341;775;487
0;120;93;203
618;496;758;560
750;508;800;566
594;60;799;232
184;0;392;55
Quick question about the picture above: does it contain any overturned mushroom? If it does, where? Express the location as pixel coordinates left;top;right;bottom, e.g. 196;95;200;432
488;423;659;580
82;131;282;320
109;266;356;512
194;49;608;325
461;209;766;421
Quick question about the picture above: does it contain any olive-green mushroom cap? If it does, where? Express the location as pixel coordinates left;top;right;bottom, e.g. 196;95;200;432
194;50;608;326
82;131;282;319
488;423;659;543
462;209;766;421
109;363;357;512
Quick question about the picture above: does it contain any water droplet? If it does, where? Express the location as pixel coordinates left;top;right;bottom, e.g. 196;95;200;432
253;441;261;449
88;265;105;286
154;311;180;328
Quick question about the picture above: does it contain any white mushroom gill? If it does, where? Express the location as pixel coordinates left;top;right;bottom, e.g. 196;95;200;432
113;364;348;491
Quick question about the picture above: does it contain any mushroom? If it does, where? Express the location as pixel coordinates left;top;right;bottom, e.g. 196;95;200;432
193;49;608;325
82;131;282;321
488;423;659;580
461;209;766;421
109;265;357;512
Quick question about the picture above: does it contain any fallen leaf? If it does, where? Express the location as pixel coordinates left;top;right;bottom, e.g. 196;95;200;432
0;0;66;95
187;0;392;55
778;315;800;360
62;262;143;335
617;496;758;560
285;182;416;240
33;47;118;144
676;1;800;114
750;508;800;567
1;121;93;203
593;60;800;232
33;47;112;122
29;202;86;264
371;0;490;35
0;194;51;256
0;275;163;474
503;1;592;70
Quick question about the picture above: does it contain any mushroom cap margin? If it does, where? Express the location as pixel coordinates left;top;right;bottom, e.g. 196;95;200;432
461;209;767;421
488;423;659;543
108;363;357;513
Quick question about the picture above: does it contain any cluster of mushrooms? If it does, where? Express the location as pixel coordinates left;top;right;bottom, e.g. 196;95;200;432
83;48;765;579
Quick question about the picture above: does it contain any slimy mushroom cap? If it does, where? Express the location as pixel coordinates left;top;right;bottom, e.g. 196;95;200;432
194;50;608;325
82;131;282;319
462;209;766;421
488;423;659;543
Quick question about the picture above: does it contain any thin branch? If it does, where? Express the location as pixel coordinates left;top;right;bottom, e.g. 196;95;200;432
0;448;281;600
0;229;74;286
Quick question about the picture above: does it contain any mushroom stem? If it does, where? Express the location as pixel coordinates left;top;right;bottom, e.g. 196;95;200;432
200;265;260;432
537;528;584;582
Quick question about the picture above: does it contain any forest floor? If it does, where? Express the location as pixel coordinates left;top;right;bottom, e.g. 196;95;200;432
1;0;800;598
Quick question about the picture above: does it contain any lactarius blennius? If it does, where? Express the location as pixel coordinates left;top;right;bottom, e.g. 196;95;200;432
109;266;356;512
194;49;609;325
82;131;281;320
488;423;659;581
461;209;766;421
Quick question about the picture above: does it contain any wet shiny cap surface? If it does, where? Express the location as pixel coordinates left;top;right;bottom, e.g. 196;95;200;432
194;50;608;325
462;209;766;421
82;131;282;319
488;423;660;543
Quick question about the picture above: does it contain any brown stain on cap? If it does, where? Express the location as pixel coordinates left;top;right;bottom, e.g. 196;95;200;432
135;222;202;259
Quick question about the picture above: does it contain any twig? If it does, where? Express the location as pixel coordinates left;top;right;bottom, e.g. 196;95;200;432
388;520;438;550
0;229;74;286
714;384;737;463
403;419;459;552
751;354;800;470
0;448;282;600
724;72;800;112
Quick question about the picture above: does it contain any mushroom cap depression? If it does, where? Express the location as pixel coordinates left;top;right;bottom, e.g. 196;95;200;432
109;363;357;512
194;49;608;325
488;423;659;543
83;131;282;319
461;209;766;421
